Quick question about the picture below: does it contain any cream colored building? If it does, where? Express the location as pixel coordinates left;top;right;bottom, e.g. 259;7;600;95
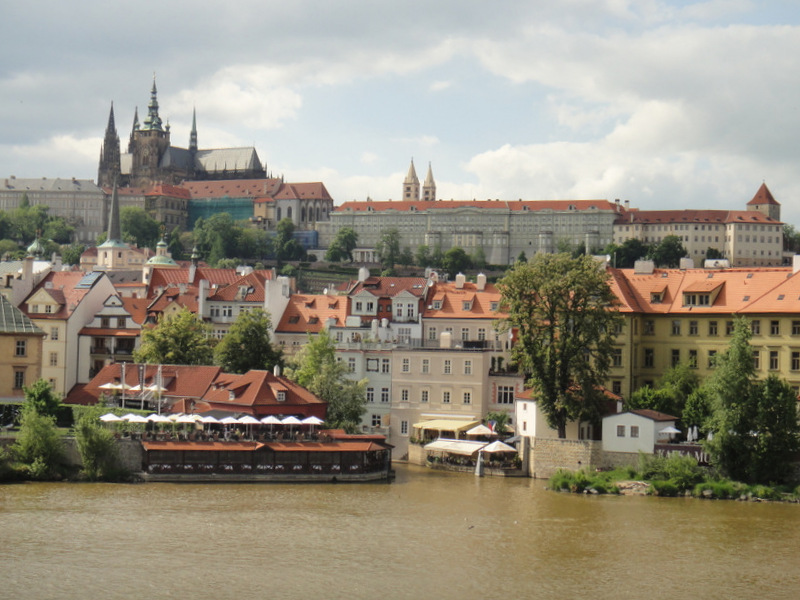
0;293;45;401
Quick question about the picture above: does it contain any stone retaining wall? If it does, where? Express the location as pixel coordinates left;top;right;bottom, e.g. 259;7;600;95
529;437;603;479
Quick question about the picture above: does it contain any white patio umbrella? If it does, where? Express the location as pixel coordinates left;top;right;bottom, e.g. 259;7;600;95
301;416;324;425
659;426;681;435
466;424;493;437
481;440;518;453
219;416;240;425
99;413;123;422
123;414;148;423
261;415;282;425
200;415;220;424
282;415;302;437
175;414;198;424
147;414;172;423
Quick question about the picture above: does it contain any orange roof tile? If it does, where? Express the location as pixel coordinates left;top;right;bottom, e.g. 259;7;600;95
23;271;100;320
422;281;505;319
616;209;781;225
181;178;283;199
747;183;779;206
276;294;349;333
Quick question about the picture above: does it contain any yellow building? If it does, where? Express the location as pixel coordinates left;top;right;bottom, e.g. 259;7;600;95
0;293;45;401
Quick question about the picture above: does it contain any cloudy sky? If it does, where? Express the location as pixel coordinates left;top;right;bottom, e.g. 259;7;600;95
2;1;799;222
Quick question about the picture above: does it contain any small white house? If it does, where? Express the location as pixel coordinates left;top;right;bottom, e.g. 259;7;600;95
602;409;678;454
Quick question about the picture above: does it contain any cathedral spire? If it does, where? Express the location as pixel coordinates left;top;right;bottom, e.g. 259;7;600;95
107;179;122;243
142;75;163;131
403;158;420;200
189;107;198;154
423;162;436;201
98;102;121;187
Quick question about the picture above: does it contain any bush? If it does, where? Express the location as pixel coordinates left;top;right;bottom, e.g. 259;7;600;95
75;417;123;481
650;479;680;497
693;479;741;499
12;407;64;478
548;468;619;494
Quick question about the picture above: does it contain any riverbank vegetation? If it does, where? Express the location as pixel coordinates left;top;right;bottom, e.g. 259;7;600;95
548;452;800;501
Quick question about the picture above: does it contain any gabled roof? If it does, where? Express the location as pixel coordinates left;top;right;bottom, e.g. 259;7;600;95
181;178;282;199
206;271;274;302
194;147;263;173
628;409;678;422
276;294;349;333
271;182;333;201
202;370;326;414
147;267;243;294
0;293;44;335
22;271;106;320
345;276;428;299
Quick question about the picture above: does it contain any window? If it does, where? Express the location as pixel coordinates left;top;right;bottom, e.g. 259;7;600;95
15;340;26;357
708;321;718;336
380;388;389;403
14;370;25;389
462;301;471;311
753;350;760;370
771;320;780;335
400;420;409;435
371;414;381;427
630;426;639;438
644;348;654;368
612;381;622;395
643;320;655;335
769;350;779;370
671;320;681;336
366;359;379;372
421;359;430;374
477;328;486;341
101;317;110;328
616;425;626;438
442;391;451;404
726;321;735;335
401;389;409;402
792;351;800;371
612;348;622;367
395;305;403;318
381;359;390;373
49;352;58;367
366;302;374;312
223;306;233;317
464;360;472;375
463;391;471;404
117;317;126;328
402;358;410;373
421;390;429;403
671;349;680;367
366;388;374;403
347;357;356;372
496;386;515;404
443;360;451;374
461;328;469;341
708;350;717;368
792;321;800;336
428;327;437;341
751;320;761;335
50;327;59;340
406;304;414;317
689;320;698;335
44;305;52;314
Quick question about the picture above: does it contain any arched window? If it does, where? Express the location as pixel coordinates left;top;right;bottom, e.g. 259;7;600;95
287;207;293;220
277;207;282;221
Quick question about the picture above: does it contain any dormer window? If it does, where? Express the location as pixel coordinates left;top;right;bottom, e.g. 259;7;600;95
650;293;662;304
288;316;300;324
490;302;499;311
462;301;471;311
433;301;442;310
44;305;52;313
683;293;710;306
277;391;286;402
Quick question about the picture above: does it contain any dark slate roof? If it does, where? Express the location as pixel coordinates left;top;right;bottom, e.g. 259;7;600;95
0;293;44;335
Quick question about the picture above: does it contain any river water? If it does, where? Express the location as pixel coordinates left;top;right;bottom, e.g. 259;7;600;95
2;465;798;599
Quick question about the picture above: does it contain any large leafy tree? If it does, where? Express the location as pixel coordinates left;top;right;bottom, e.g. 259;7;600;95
376;228;401;270
215;308;282;374
442;246;472;278
273;218;306;264
74;404;121;481
325;227;358;263
497;253;622;437
286;330;367;433
647;235;687;268
22;378;62;418
705;318;800;484
121;206;161;248
604;238;650;268
134;307;214;365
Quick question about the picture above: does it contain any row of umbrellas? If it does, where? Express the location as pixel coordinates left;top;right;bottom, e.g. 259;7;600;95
99;413;325;427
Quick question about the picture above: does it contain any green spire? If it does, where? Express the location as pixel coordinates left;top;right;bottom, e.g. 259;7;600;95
142;76;163;132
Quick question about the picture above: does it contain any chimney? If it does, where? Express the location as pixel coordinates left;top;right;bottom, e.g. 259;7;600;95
624;200;630;211
455;273;466;289
198;279;209;317
358;266;370;282
793;255;800;275
22;255;34;282
439;330;452;349
273;364;281;377
476;273;487;291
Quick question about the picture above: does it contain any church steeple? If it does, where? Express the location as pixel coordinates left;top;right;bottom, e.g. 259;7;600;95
128;106;139;153
422;162;436;201
142;76;163;132
98;103;121;188
107;179;122;243
189;107;198;154
403;158;420;200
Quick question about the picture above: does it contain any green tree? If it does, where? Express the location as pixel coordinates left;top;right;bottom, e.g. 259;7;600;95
0;239;22;260
442;246;472;278
415;244;431;267
74;404;121;481
215;308;282;374
471;246;487;270
783;223;800;253
705;247;724;260
167;226;185;261
705;318;800;483
376;228;401;270
134;307;214;365
12;406;64;479
193;213;238;261
398;247;414;267
121;206;161;248
485;411;510;435
325;227;358;262
497;253;622;438
273;218;305;264
606;238;650;268
61;243;86;266
430;244;445;268
22;378;62;418
516;251;527;264
286;330;367;433
43;217;75;244
647;235;687;268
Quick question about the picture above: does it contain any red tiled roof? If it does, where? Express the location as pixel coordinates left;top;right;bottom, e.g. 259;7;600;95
142;441;263;452
422;281;505;319
747;183;779;206
181;178;283;199
276;294;349;333
345;276;428;298
271;182;333;201
145;184;192;199
336;199;616;213
615;209;780;225
121;296;149;325
207;271;274;302
629;409;678;421
23;271;98;320
79;327;139;337
265;441;385;452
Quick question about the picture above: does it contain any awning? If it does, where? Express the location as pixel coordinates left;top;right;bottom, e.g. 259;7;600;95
413;419;480;433
424;438;487;456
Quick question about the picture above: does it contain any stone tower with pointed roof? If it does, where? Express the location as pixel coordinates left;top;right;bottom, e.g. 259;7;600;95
98;78;267;188
422;162;436;201
747;182;780;221
98;103;121;188
403;159;420;200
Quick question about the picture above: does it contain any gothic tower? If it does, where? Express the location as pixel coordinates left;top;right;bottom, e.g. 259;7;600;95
129;77;171;186
97;103;121;188
422;162;436;201
747;182;781;221
403;158;420;200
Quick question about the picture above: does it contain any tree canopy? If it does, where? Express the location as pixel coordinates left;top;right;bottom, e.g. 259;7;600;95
214;308;282;374
121;206;161;248
647;235;687;268
376;228;401;270
325;227;358;263
134;307;214;365
497;253;622;437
